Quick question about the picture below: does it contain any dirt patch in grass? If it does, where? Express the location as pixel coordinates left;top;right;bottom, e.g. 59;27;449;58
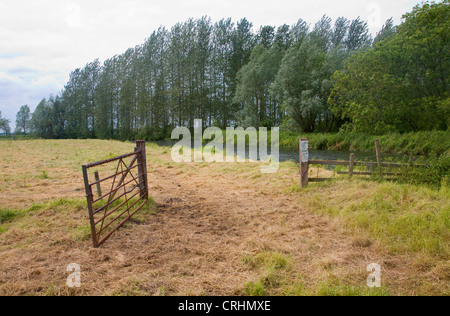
0;140;448;295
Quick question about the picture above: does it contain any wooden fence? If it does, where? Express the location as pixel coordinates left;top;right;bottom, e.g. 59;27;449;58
299;139;426;188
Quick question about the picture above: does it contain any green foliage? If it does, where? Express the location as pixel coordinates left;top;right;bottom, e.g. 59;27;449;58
0;210;21;224
30;13;374;140
280;130;450;156
234;44;284;127
273;38;342;132
398;154;450;187
373;18;396;45
281;130;450;186
29;2;449;141
0;111;11;135
272;14;371;133
30;97;66;139
15;105;31;134
39;170;49;179
0;134;34;141
330;1;450;134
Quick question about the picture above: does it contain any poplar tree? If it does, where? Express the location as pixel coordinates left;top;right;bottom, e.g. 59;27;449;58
15;105;31;134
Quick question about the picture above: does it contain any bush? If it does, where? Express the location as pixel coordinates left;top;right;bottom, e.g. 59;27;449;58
398;154;450;188
279;130;450;157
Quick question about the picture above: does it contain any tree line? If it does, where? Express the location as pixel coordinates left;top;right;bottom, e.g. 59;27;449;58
23;1;448;140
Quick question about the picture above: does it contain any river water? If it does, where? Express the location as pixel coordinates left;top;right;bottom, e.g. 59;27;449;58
151;140;406;164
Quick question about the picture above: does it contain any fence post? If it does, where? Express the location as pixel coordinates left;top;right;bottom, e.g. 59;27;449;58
349;153;355;178
136;141;149;199
375;139;382;175
94;171;102;198
82;165;98;248
300;138;309;188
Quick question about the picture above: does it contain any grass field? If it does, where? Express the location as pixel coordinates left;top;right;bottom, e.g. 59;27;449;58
0;139;448;296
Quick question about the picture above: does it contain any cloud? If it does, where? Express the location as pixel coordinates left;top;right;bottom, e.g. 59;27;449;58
32;76;62;87
0;0;423;130
0;77;60;124
66;3;83;28
0;66;63;127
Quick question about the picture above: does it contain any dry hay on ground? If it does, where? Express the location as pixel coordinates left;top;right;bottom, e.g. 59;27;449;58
0;140;448;296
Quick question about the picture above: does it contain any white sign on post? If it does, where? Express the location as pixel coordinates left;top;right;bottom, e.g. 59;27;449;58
300;140;309;163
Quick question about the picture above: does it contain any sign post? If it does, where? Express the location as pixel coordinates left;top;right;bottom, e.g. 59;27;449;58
300;138;309;188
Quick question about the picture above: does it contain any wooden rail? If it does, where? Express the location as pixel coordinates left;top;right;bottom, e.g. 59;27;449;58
308;160;426;168
300;139;427;188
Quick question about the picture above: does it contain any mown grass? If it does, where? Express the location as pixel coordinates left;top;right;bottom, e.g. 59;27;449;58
109;279;153;296
299;180;450;258
1;139;448;295
0;197;156;247
0;199;87;243
242;251;390;296
215;156;449;295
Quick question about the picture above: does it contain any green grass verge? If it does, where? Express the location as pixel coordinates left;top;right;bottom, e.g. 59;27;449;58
301;180;450;258
0;197;156;246
279;130;450;156
242;251;390;296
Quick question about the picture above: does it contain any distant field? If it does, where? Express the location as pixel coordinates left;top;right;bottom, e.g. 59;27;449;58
0;139;448;296
0;135;34;141
0;139;136;209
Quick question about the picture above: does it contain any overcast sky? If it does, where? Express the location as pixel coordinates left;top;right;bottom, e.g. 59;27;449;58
0;0;423;128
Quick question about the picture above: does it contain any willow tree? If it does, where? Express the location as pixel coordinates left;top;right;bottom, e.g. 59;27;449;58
330;1;450;134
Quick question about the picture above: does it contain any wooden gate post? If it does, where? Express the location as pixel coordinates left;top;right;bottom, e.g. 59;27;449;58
136;141;149;199
375;139;382;176
349;153;355;178
300;138;309;188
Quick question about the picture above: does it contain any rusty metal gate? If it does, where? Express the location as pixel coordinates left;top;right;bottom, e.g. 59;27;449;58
82;141;149;248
